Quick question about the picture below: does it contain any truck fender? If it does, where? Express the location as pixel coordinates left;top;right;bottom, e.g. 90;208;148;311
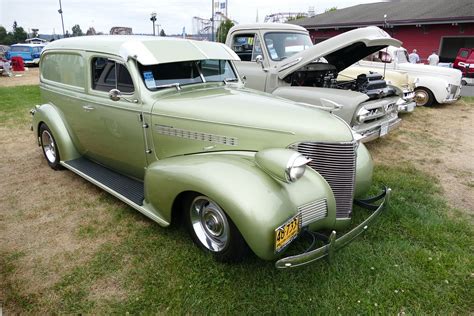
32;103;80;162
144;152;336;260
414;76;450;104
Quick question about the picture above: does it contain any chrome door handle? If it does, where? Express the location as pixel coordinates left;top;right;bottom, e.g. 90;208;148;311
82;105;95;112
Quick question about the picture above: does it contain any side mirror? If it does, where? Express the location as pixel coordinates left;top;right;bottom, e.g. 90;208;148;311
255;55;264;68
378;51;392;63
109;88;122;101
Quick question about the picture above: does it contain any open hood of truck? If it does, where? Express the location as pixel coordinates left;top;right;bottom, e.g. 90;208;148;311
277;26;402;79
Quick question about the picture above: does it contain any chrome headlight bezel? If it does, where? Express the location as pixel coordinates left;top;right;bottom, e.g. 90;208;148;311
285;152;312;182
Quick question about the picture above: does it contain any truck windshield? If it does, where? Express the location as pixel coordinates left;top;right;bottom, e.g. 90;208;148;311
263;32;313;61
139;59;237;90
396;50;410;63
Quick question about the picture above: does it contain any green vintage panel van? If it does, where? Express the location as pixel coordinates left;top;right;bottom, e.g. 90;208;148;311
31;36;390;268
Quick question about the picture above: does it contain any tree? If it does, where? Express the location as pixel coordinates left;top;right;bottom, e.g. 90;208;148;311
12;21;17;31
159;29;166;37
325;7;337;12
0;26;8;44
71;24;83;37
65;30;70;38
32;29;39;38
287;14;307;21
13;26;27;43
86;27;96;36
216;19;234;43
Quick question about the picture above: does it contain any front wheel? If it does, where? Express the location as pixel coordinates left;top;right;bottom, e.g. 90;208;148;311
39;123;62;170
415;87;435;107
185;194;249;262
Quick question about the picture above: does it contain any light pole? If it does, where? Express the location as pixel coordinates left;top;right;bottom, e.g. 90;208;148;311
150;12;157;36
58;0;65;37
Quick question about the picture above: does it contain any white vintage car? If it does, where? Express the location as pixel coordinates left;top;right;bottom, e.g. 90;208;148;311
358;46;462;106
338;66;416;113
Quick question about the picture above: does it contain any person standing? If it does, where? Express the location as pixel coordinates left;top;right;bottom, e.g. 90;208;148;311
409;49;420;64
427;50;440;66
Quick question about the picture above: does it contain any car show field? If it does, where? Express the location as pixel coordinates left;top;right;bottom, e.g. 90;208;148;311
0;79;472;313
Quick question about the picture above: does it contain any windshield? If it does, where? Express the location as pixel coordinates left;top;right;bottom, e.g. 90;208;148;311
139;59;237;90
396;50;409;63
11;46;31;53
263;32;313;61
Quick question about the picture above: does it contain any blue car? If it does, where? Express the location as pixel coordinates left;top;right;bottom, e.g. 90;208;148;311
6;44;45;66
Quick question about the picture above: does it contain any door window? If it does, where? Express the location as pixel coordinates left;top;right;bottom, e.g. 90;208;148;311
232;33;262;62
91;57;134;93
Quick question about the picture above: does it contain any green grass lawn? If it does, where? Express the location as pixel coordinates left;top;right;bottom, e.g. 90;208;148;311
1;86;473;314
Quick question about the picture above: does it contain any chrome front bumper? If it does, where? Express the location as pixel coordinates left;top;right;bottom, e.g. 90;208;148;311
275;187;391;269
357;117;402;143
397;100;416;113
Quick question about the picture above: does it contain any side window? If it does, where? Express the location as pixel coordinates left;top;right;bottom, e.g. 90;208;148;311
231;33;257;62
91;57;134;93
41;53;85;88
250;36;263;61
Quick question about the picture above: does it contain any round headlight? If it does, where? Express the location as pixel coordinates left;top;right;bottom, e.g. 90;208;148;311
286;153;312;182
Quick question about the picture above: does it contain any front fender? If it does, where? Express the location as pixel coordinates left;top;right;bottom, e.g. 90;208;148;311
32;103;80;162
144;152;336;260
414;76;450;103
354;143;373;198
272;86;369;124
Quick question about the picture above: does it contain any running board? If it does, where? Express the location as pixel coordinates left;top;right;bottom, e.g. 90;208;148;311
61;158;169;226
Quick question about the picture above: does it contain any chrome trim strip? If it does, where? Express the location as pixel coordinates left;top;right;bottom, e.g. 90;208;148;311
154;124;239;146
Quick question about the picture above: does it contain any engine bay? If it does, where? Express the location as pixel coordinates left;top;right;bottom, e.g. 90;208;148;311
284;62;396;99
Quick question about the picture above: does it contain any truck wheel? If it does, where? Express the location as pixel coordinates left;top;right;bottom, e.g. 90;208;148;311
39;123;62;170
415;87;435;107
185;194;248;262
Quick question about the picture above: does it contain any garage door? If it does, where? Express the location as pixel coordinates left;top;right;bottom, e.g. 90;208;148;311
440;36;474;62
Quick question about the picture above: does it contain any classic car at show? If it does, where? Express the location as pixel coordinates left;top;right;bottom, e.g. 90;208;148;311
358;46;463;106
338;65;416;113
225;24;405;142
31;36;390;268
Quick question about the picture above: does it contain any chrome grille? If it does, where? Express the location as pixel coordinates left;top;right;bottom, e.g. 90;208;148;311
449;84;459;95
298;198;327;226
290;142;356;218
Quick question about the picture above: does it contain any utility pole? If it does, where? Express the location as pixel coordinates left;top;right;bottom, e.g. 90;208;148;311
211;0;215;42
150;12;157;36
58;0;65;37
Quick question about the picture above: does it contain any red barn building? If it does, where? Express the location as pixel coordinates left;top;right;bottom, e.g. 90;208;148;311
290;0;474;63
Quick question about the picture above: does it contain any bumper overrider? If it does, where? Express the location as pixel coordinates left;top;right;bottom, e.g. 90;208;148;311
275;187;391;269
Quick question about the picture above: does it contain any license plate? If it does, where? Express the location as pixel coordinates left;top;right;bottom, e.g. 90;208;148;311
380;122;389;137
275;215;301;252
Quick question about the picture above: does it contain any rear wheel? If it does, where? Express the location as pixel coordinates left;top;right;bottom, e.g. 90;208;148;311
39;123;62;170
185;194;248;262
415;87;435;107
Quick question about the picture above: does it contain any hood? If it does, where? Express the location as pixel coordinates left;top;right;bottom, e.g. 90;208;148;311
277;26;401;79
339;65;410;87
150;85;353;158
396;62;463;83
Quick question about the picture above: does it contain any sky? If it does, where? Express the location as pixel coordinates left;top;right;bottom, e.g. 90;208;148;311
0;0;381;35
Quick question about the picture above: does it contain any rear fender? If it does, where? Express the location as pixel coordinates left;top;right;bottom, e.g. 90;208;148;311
32;103;80;162
144;152;336;260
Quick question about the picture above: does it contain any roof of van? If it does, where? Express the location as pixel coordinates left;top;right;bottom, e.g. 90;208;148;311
43;35;240;65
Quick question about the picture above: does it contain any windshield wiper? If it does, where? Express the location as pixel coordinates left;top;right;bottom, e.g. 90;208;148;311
154;82;181;91
223;78;239;84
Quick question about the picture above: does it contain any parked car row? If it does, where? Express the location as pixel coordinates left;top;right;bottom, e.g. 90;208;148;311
30;25;462;269
4;43;46;66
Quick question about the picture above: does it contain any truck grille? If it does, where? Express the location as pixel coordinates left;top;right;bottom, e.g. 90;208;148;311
290;142;356;218
298;198;327;226
357;98;398;124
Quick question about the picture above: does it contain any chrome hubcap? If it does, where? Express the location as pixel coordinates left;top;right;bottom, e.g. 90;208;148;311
41;130;56;163
415;90;428;106
190;196;229;252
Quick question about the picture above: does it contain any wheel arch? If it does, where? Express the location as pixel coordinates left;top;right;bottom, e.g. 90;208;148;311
33;103;81;162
